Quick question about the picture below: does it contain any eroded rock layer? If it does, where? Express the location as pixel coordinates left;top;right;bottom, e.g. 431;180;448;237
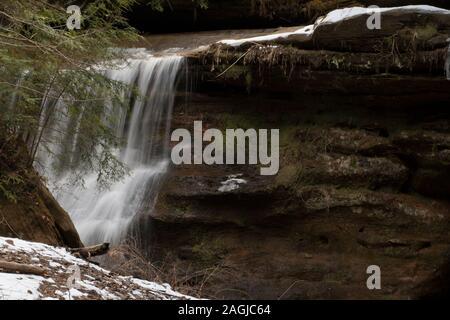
138;7;450;299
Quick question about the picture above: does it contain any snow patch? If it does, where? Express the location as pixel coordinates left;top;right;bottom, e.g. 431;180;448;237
0;274;43;300
130;278;188;300
318;5;450;25
218;174;247;192
219;25;314;47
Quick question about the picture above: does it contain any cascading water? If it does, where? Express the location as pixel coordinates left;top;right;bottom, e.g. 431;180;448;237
38;52;184;245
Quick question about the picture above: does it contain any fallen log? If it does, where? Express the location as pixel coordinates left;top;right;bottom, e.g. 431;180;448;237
0;260;46;276
69;243;110;259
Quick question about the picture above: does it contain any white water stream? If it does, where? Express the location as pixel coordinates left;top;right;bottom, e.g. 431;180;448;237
38;52;184;245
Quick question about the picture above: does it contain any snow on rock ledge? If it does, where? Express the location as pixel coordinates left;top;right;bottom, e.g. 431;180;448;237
218;25;314;47
218;174;247;192
316;5;450;25
0;237;196;300
217;5;450;47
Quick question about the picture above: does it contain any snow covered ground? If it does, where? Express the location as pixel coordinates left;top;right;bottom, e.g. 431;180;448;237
0;237;196;300
218;5;450;47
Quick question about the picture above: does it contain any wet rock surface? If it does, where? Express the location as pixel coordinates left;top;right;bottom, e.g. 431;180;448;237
134;6;450;299
140;90;450;299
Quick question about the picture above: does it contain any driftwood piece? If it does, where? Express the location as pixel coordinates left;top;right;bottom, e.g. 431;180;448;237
0;260;46;276
69;243;110;259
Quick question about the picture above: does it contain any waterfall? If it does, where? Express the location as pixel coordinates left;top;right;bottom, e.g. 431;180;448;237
38;52;184;245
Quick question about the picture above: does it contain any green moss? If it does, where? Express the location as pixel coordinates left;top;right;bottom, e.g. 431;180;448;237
279;126;300;147
275;164;301;187
0;173;25;203
245;71;253;93
220;65;251;80
414;24;438;41
219;113;263;130
192;238;228;265
329;56;345;70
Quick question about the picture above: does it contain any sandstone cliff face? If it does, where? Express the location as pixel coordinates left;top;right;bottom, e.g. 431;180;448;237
137;8;450;299
0;137;82;248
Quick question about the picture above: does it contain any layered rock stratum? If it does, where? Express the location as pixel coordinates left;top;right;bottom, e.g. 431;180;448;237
134;6;450;299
